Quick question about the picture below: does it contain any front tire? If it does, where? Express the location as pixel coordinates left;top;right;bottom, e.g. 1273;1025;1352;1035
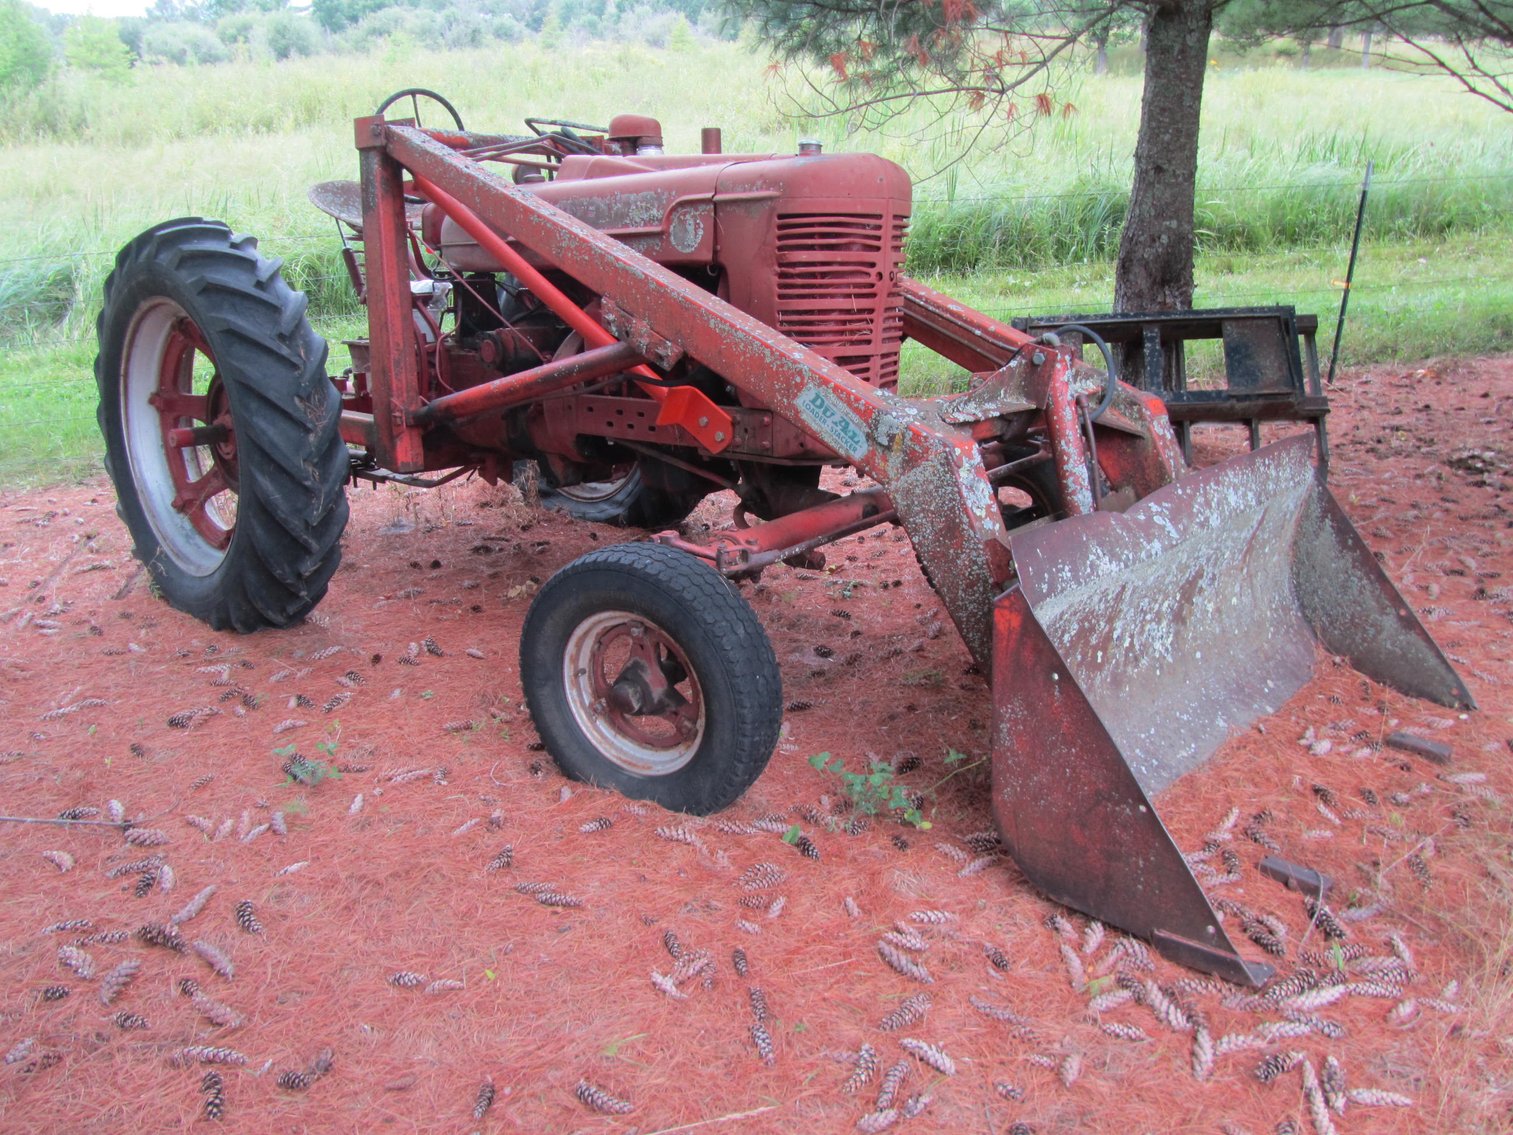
520;543;782;814
95;218;349;631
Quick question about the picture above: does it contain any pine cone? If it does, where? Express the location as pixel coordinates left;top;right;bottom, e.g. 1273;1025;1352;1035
98;960;142;1006
233;901;263;935
575;1079;634;1114
136;922;186;953
201;1070;225;1120
472;1079;496;1120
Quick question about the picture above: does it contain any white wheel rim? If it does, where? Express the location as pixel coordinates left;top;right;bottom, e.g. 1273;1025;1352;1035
562;609;705;775
120;299;237;576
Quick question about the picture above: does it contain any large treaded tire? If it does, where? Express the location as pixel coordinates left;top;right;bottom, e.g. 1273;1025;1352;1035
520;543;782;814
95;218;349;631
530;459;708;529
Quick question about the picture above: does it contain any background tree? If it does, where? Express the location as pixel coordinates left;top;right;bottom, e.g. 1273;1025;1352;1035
139;19;229;62
310;0;390;33
1233;0;1512;110
64;15;134;80
725;0;1229;313
1219;0;1331;64
262;10;322;57
0;0;54;101
146;0;200;21
1115;0;1221;312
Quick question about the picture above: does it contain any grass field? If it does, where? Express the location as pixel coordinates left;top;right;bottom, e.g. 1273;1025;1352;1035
0;40;1509;484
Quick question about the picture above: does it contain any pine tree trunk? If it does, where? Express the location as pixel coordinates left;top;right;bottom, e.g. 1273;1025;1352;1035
1113;0;1214;313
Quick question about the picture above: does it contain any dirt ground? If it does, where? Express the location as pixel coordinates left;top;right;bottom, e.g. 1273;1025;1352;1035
1;355;1510;1135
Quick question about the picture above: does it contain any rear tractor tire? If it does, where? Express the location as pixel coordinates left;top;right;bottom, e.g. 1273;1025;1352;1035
529;458;708;529
520;543;782;814
95;218;349;631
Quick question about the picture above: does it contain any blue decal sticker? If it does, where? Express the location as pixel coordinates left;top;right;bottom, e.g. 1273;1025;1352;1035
795;385;869;462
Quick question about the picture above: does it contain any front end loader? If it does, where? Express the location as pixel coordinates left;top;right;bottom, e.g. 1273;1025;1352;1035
94;92;1473;985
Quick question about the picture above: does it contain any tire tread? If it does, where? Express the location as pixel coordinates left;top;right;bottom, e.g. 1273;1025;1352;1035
95;218;348;632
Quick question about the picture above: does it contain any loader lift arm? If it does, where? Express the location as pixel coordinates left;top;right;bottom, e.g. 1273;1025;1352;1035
364;118;1025;666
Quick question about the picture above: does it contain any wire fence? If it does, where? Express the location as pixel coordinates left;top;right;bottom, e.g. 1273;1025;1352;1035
5;270;1507;491
2;171;1508;488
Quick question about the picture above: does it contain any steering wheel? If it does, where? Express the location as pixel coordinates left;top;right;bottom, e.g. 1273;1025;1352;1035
374;88;465;132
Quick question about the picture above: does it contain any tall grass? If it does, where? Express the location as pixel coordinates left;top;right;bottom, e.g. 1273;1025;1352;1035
0;41;1509;485
4;44;1509;308
902;67;1512;272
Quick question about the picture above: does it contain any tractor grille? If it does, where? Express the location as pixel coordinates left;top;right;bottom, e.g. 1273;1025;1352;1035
774;211;907;389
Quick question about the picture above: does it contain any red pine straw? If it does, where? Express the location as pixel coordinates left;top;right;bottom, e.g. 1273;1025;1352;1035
3;356;1513;1133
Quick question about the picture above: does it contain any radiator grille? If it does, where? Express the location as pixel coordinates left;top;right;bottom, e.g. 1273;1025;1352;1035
774;212;907;389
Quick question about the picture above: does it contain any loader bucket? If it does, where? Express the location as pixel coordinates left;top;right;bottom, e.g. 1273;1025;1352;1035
990;434;1472;985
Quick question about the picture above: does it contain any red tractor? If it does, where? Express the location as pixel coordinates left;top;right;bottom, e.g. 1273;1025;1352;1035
95;92;1470;985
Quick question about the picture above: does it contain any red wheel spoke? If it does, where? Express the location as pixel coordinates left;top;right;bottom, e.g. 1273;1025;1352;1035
174;465;230;514
666;701;700;737
625;632;661;668
172;465;233;550
588;638;617;698
174;317;212;357
152;389;211;423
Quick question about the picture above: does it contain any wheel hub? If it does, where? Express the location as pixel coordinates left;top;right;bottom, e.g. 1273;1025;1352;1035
563;611;704;775
607;655;688;717
154;326;239;549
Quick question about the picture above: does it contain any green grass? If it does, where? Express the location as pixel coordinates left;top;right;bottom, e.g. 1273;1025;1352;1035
1;40;1509;486
898;233;1513;395
0;338;105;486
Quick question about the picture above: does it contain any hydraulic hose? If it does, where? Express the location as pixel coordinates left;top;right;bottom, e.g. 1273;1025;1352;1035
1049;323;1119;422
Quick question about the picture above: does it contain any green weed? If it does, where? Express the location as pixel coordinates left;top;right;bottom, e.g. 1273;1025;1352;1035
808;746;981;828
274;741;342;787
809;751;930;828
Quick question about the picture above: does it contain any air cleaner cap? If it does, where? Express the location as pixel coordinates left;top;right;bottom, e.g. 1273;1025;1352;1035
607;114;663;155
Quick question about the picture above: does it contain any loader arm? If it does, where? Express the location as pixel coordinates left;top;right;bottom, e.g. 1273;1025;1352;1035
368;119;1023;666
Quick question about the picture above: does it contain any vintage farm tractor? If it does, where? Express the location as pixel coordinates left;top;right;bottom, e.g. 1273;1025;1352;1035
95;91;1472;985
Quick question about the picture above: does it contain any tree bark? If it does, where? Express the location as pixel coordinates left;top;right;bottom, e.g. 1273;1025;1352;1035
1113;0;1214;313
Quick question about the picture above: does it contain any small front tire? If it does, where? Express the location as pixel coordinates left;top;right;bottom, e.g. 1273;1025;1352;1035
520;543;782;814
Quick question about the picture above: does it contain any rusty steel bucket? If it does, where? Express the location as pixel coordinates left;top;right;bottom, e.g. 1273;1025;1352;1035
990;434;1473;985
